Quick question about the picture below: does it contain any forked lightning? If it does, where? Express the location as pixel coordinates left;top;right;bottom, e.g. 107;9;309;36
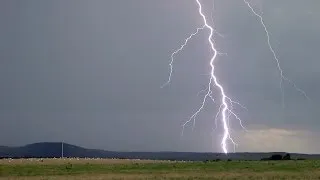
163;0;308;154
243;0;309;106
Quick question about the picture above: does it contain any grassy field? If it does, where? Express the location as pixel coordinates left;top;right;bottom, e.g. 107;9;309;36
1;158;320;179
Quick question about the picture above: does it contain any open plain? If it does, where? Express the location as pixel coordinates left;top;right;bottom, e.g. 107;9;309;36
1;158;320;180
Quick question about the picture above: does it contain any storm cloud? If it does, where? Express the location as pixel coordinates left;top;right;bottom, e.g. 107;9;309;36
0;0;319;153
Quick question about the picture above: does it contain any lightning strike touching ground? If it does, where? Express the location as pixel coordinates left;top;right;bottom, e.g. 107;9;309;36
163;0;246;154
243;0;310;107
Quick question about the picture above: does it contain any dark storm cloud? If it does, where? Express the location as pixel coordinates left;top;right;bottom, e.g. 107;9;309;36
0;0;319;153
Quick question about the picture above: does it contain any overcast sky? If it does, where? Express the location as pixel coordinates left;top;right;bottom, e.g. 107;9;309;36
0;0;319;153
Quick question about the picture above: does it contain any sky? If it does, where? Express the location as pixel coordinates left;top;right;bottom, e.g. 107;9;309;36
0;0;319;153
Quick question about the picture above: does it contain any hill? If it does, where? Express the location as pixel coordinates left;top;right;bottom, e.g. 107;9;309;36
1;142;320;161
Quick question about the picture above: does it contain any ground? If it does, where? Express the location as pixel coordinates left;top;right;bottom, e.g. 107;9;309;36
1;158;320;179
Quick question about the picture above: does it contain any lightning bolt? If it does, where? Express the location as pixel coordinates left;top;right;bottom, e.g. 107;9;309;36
163;0;246;154
163;0;309;154
243;0;310;106
161;26;205;88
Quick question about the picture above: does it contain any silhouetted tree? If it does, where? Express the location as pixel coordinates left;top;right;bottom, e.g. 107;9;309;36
269;154;283;160
261;154;283;161
282;153;291;160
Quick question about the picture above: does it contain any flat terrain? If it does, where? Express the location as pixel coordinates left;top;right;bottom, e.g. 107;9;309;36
1;158;320;179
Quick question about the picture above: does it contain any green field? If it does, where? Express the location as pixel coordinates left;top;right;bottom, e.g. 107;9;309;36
1;158;320;179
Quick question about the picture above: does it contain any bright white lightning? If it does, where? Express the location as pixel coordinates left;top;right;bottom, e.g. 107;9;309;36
161;26;205;88
243;0;310;106
163;0;310;154
163;0;246;154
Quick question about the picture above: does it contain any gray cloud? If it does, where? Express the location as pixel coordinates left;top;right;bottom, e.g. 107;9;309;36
0;0;319;153
235;126;320;154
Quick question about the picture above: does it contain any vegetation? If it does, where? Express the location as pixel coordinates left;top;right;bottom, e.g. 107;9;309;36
261;153;292;161
282;153;291;160
1;158;320;179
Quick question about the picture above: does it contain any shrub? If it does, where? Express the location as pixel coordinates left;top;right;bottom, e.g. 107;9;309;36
282;153;291;160
269;154;283;160
261;154;283;161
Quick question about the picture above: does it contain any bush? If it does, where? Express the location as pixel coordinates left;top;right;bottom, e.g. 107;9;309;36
261;154;283;161
282;153;291;160
269;154;283;160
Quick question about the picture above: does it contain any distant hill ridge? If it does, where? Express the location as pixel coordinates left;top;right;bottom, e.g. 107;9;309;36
1;142;320;161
